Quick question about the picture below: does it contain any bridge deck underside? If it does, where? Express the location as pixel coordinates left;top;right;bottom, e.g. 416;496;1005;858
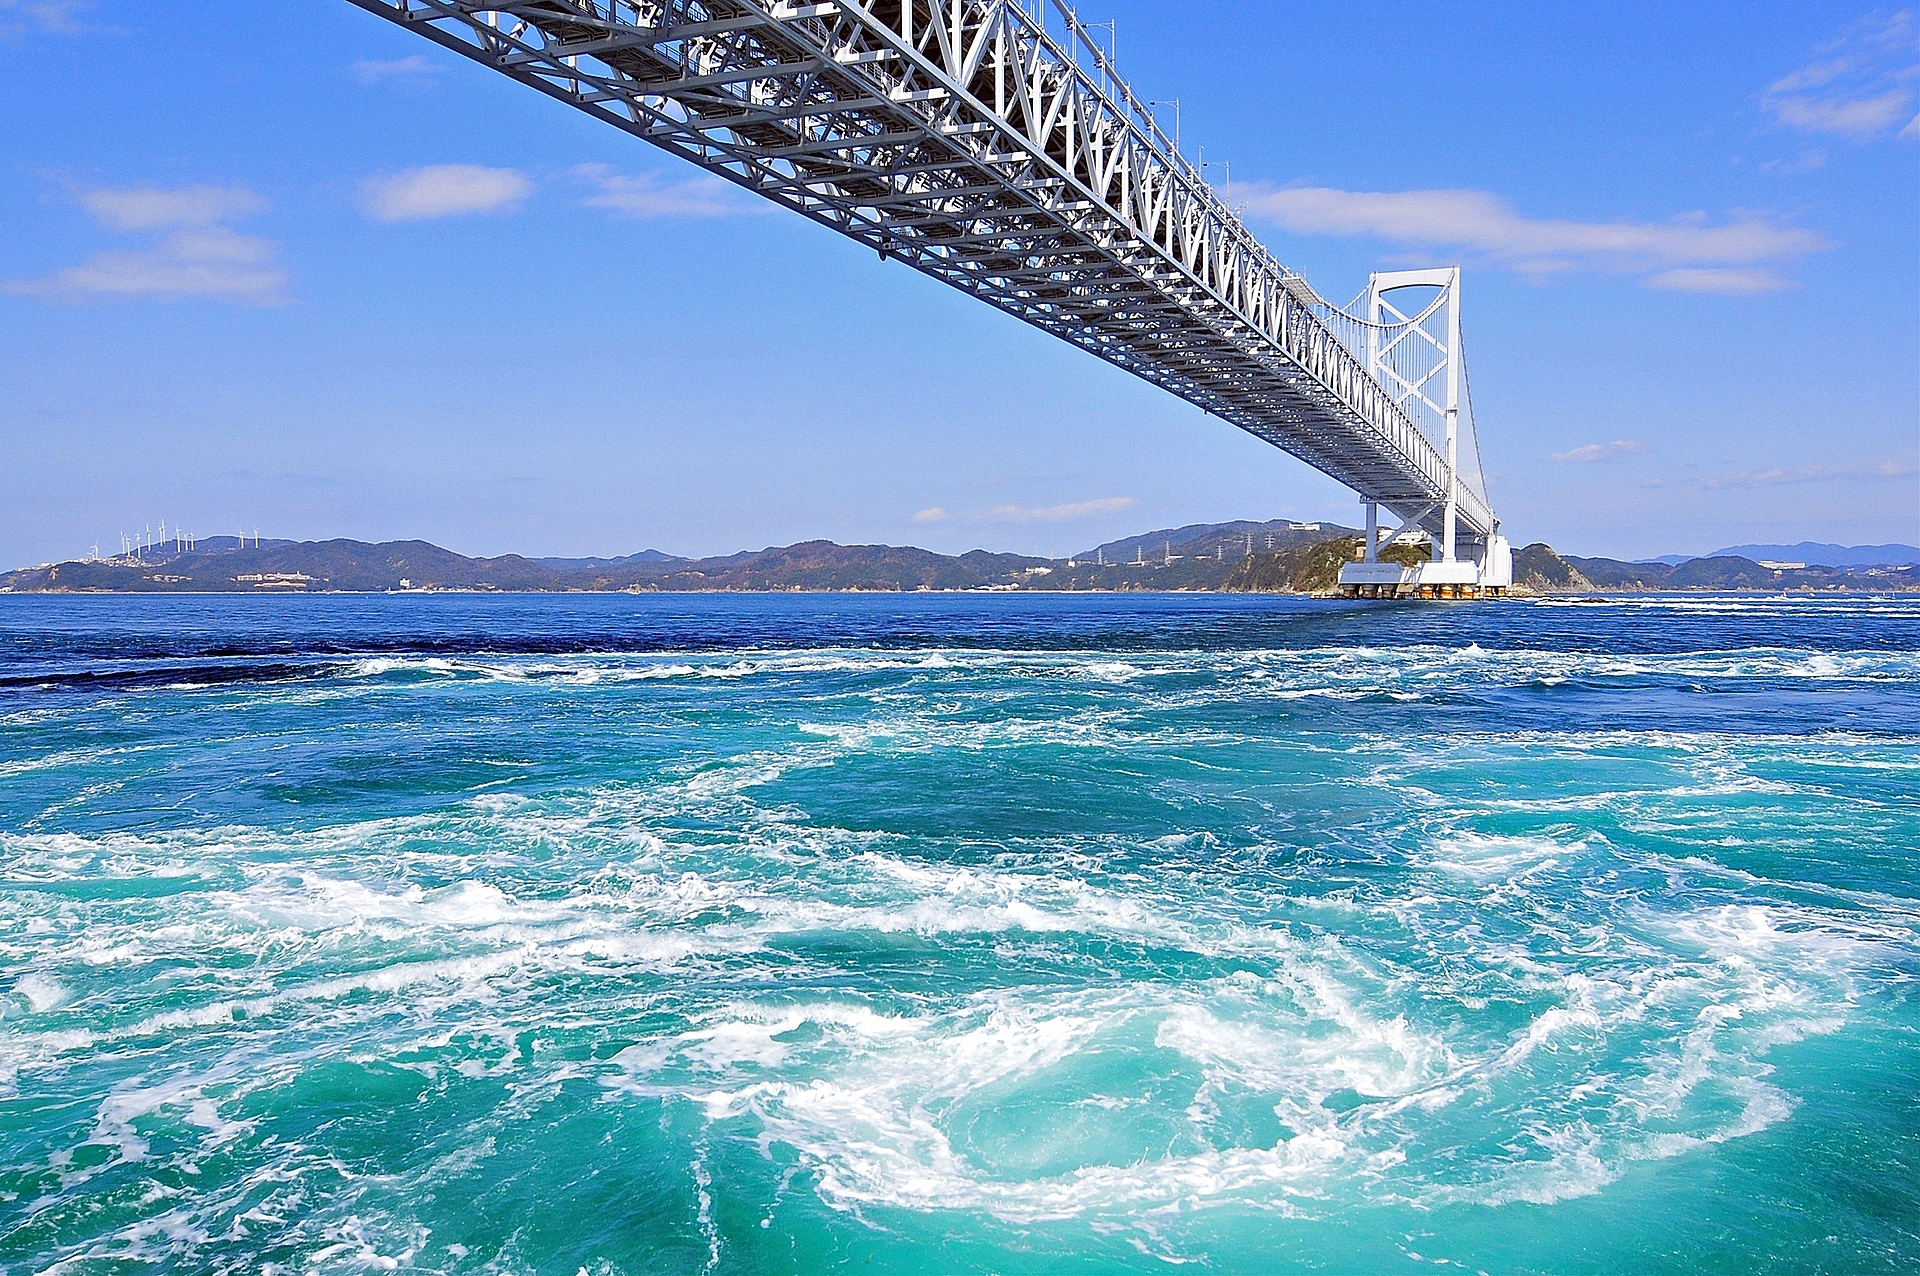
349;0;1495;541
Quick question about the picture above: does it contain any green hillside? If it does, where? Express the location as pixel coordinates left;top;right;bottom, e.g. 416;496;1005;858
5;532;1916;596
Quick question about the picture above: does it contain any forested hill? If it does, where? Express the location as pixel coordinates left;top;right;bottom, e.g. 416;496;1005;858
1508;544;1919;594
0;531;1288;594
5;529;1916;594
0;520;1356;594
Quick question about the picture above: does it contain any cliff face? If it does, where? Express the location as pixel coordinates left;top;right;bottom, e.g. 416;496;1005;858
1512;543;1594;593
1220;537;1357;593
1219;537;1429;594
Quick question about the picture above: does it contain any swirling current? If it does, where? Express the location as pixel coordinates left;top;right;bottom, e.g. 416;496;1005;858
1;592;1915;1274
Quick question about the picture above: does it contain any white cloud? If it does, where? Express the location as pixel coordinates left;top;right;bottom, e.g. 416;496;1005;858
6;182;288;305
8;227;289;305
911;507;948;523
1763;12;1919;139
351;55;439;85
1643;267;1793;295
573;164;755;218
1239;186;1828;284
1756;150;1828;174
1706;456;1918;489
79;184;266;231
0;0;93;35
976;496;1136;523
1550;440;1647;463
360;165;532;222
1773;89;1911;134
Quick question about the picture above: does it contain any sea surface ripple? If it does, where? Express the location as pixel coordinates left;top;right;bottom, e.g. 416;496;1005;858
1;592;1915;1274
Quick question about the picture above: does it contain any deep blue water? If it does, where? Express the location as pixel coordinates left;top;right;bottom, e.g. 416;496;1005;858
1;592;1915;1274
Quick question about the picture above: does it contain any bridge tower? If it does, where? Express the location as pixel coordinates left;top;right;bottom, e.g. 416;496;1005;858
1339;268;1511;599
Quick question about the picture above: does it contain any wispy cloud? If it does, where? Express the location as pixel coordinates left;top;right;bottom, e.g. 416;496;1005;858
1240;186;1828;288
1763;11;1919;140
1706;456;1918;489
9;229;288;305
351;55;439;85
573;164;757;218
1756;150;1829;174
6;182;288;305
0;0;94;36
1643;267;1794;295
359;165;532;222
911;507;949;523
1774;90;1911;134
1550;440;1647;463
976;496;1136;523
78;183;267;231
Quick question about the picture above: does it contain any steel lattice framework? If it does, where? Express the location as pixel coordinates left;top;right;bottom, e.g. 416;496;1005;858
347;0;1497;542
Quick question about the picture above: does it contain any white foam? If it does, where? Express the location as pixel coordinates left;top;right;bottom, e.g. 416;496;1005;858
14;972;69;1012
301;639;1920;707
1470;1127;1617;1206
8;648;1905;1248
591;961;1484;1222
1077;660;1146;683
1424;832;1579;882
1492;1004;1605;1071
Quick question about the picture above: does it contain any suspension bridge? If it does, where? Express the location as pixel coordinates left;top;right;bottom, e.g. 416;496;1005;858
347;0;1513;597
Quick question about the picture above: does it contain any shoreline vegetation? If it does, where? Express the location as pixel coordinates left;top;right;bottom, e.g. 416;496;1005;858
5;519;1917;596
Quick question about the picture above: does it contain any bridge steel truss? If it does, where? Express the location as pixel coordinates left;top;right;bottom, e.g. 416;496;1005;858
347;0;1497;542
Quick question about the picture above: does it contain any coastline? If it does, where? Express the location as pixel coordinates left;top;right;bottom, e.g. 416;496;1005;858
6;584;1916;597
6;530;1916;597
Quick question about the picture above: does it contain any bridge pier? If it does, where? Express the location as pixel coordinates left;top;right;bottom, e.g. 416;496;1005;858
1338;532;1510;601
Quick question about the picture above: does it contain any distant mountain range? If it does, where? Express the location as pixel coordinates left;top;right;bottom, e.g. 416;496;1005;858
0;519;1355;595
1640;542;1920;568
1512;545;1918;593
5;523;1916;595
531;548;680;570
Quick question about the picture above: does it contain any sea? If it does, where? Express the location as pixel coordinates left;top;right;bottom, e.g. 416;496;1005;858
1;591;1915;1275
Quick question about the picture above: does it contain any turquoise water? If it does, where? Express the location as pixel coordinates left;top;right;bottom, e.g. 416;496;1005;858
1;592;1915;1274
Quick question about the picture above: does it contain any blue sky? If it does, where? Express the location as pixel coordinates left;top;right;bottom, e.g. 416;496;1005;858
2;0;1915;565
